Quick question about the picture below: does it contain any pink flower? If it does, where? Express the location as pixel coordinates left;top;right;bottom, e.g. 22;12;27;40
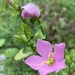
21;3;40;19
25;39;66;75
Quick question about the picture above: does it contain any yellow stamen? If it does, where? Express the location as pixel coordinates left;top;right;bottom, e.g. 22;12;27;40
47;58;55;66
41;53;55;66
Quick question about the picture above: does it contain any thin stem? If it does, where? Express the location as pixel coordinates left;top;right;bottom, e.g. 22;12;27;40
30;44;35;52
68;50;70;75
17;6;26;23
22;0;24;5
38;19;45;35
52;72;55;75
18;6;33;35
57;73;59;75
17;6;35;51
68;64;70;75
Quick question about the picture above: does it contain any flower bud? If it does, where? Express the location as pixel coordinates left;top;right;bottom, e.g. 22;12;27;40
21;3;40;19
65;55;71;65
7;0;14;4
6;0;18;9
14;35;21;39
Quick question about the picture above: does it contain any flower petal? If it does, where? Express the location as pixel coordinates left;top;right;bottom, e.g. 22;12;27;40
54;43;65;61
39;64;54;75
36;39;52;58
21;10;27;19
25;55;45;70
26;9;40;17
22;3;40;18
22;3;37;10
54;60;66;73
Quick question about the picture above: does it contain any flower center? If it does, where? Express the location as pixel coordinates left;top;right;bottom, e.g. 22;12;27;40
41;53;55;66
47;57;55;66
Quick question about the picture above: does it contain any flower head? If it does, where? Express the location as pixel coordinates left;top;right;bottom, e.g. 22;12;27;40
21;3;40;19
25;39;66;75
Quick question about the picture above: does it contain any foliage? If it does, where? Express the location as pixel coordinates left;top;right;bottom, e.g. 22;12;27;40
0;0;75;75
0;39;5;47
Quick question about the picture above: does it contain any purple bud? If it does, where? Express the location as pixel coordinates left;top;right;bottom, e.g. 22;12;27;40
21;3;40;19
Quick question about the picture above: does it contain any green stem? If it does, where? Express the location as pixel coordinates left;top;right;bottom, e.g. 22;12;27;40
57;72;59;75
68;50;70;75
68;64;70;75
18;6;33;36
38;19;45;35
30;44;35;52
52;72;55;75
17;6;35;51
17;6;26;23
22;0;24;5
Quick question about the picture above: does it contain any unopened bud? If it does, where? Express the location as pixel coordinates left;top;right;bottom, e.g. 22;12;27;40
6;0;18;9
7;0;14;3
14;35;21;42
65;55;71;65
7;0;15;5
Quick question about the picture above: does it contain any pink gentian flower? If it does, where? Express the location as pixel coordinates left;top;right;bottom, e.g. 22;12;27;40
25;39;66;75
21;3;40;19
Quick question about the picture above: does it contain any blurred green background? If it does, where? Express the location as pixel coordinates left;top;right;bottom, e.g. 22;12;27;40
0;0;75;75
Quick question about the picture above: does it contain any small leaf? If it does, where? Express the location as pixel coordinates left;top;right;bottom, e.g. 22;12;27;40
14;49;33;60
34;29;46;39
4;48;18;58
14;34;28;43
0;39;5;47
19;24;33;36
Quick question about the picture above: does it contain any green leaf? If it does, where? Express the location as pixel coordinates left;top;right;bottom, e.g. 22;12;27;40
0;38;5;47
4;48;18;58
19;24;33;37
14;34;28;43
14;49;33;60
34;29;46;39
